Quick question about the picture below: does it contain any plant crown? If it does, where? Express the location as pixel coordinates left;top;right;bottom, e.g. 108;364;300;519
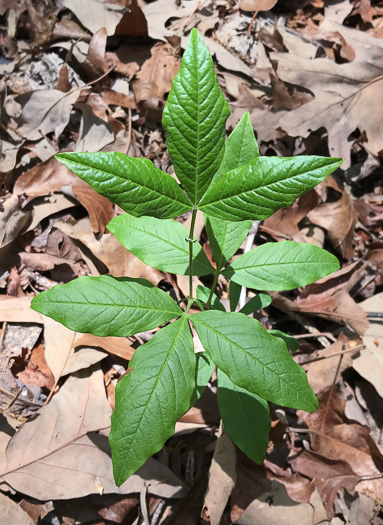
31;28;342;486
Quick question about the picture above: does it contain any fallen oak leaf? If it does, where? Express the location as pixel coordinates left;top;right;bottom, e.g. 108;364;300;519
0;366;186;500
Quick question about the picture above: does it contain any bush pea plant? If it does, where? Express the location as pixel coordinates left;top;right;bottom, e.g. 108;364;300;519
31;28;342;486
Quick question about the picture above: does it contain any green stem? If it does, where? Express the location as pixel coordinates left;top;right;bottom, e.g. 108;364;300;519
188;208;198;300
206;268;220;307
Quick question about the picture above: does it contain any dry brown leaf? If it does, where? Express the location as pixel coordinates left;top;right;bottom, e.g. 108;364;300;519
75;333;135;361
271;24;383;169
0;194;32;250
42;316;107;381
83;28;107;79
305;334;359;393
7;89;80;141
239;0;278;13
15;157;114;235
352;293;383;398
55;218;163;284
307;177;356;259
75;102;115;152
290;450;359;519
62;0;128;36
142;0;199;41
132;43;180;122
0;366;186;500
72;184;115;236
236;480;314;525
202;427;236;525
0;296;42;324
115;0;148;37
261;191;318;242
0;492;36;525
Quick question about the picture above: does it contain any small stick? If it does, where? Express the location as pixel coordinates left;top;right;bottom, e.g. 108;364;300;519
247;11;258;36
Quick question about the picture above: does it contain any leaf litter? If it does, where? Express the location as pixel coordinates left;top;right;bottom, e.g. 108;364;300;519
0;0;383;523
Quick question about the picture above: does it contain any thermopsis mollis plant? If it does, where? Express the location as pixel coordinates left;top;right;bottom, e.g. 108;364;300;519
31;28;342;486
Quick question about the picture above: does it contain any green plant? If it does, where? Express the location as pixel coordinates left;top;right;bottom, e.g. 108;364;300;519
31;28;342;486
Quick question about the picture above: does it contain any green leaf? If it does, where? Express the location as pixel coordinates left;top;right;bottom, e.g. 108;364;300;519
110;317;195;485
205;216;252;270
162;28;230;203
268;330;299;353
229;280;242;312
224;241;339;291
31;275;182;337
108;214;215;276
196;285;225;311
199;156;343;221
217;368;270;464
212;112;259;186
190;352;215;406
239;294;272;315
55;152;192;219
190;311;318;412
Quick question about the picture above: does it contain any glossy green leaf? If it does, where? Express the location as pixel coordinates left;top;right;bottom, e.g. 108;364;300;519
239;294;272;315
205;216;251;270
199;156;343;221
162;28;230;203
110;317;195;485
31;275;182;337
108;214;215;276
212;111;259;186
224;241;339;291
196;285;225;311
190;352;215;406
55;152;192;219
190;311;318;412
268;330;300;353
217;368;270;464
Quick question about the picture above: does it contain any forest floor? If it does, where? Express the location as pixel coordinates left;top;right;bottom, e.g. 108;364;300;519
0;0;383;523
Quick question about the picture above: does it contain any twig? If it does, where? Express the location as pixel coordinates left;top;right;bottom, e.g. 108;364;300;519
300;344;365;366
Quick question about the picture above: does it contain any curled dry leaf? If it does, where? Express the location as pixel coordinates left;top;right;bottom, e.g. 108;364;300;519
290;450;359;519
132;43;180;122
239;0;279;12
307;176;356;260
15;157;114;235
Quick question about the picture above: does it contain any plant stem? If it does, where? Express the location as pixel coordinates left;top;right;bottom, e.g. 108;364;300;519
188;208;198;300
207;268;220;307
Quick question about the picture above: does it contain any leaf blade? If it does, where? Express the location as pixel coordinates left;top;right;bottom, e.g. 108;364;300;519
190;310;318;412
110;317;195;485
217;368;271;464
31;275;182;337
199;156;343;221
108;214;215;276
55;152;192;219
212;111;259;186
205;216;252;269
224;241;340;291
162;28;230;203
